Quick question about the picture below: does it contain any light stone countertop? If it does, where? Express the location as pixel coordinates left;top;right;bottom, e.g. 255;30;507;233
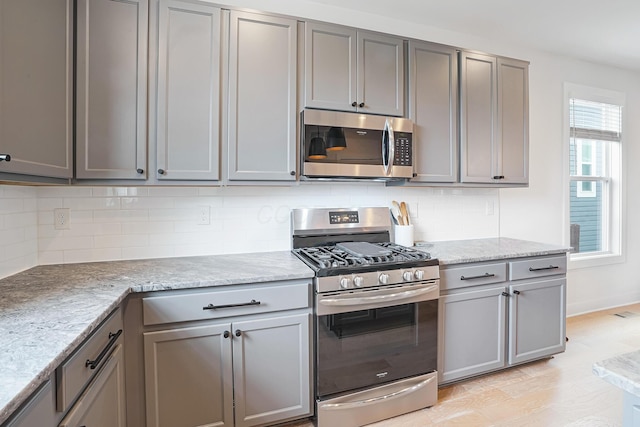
0;252;314;425
593;350;640;397
0;238;570;424
423;237;570;265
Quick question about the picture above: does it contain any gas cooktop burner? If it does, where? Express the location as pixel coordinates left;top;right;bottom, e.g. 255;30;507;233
293;242;432;275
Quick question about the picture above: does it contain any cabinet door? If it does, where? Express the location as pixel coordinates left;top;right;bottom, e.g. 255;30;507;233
227;11;297;181
408;41;458;183
497;57;529;184
508;278;566;365
0;0;73;179
233;313;312;427
58;345;126;427
154;0;221;181
459;51;497;184
439;286;507;384
6;379;57;427
357;31;404;117
303;22;357;112
144;324;233;427
76;0;148;180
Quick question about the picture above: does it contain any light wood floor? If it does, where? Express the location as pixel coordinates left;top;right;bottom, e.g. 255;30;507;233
291;303;640;426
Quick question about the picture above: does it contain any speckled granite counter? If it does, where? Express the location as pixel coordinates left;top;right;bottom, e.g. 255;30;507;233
593;350;640;426
0;238;570;424
423;237;570;265
0;252;314;425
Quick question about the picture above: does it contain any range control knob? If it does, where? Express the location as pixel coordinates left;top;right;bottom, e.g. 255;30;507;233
379;273;390;284
403;271;414;281
353;276;364;287
340;277;351;289
415;270;425;280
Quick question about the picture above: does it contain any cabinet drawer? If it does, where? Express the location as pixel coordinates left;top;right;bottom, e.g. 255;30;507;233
509;255;567;281
440;262;507;290
56;307;123;412
142;281;311;326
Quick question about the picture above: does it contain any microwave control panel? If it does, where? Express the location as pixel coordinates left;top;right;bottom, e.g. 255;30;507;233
394;134;412;166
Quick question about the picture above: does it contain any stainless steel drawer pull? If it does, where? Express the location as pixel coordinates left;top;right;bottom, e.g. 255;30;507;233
460;273;495;280
85;329;122;370
529;265;559;272
203;299;261;310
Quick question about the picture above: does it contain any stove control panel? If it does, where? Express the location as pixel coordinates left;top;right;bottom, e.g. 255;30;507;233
318;265;440;293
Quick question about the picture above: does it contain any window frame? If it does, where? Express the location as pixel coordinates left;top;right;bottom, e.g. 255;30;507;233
563;83;626;270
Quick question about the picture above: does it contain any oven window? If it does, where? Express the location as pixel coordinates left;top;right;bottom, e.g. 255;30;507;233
316;300;438;399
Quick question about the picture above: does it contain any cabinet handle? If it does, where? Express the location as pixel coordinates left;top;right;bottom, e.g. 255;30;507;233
136;168;144;174
358;102;365;108
158;169;165;175
290;170;295;176
351;102;357;107
85;329;122;370
513;290;521;295
460;273;495;281
0;154;10;162
501;292;510;297
223;331;230;338
529;265;559;272
492;175;505;179
203;299;261;310
235;329;242;337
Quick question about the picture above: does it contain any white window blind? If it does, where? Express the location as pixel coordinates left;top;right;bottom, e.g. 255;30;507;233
569;98;622;142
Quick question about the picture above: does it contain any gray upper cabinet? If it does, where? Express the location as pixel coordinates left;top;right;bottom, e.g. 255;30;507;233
76;0;148;180
0;0;73;180
152;0;221;181
304;22;404;117
227;11;297;181
408;41;458;183
459;51;529;185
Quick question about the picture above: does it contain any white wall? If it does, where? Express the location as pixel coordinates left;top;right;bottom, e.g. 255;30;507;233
0;0;638;316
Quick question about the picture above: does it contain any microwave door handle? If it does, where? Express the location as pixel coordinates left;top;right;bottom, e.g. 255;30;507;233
382;120;395;175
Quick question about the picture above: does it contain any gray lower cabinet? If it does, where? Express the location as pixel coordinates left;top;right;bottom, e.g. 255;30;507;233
226;11;297;181
0;0;73;181
75;0;148;180
303;22;404;116
408;40;458;183
4;380;57;427
141;281;313;427
459;51;529;185
439;254;566;384
151;0;222;181
58;345;127;427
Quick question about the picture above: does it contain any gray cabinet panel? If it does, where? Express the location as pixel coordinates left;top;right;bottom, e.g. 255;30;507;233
155;0;221;181
439;286;507;383
233;313;311;427
498;57;529;184
58;344;126;427
76;0;148;180
408;41;458;183
227;11;297;181
357;31;404;117
5;379;56;427
508;278;566;365
459;51;496;183
440;262;507;291
144;323;233;427
303;22;357;112
0;0;73;179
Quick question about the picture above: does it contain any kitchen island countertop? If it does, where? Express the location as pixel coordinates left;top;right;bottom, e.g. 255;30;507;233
0;237;569;424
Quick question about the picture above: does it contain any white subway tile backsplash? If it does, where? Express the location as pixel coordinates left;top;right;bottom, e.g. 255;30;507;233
0;184;501;277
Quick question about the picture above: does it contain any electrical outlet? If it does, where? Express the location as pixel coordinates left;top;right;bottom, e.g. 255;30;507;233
197;206;210;225
54;208;71;230
485;201;494;216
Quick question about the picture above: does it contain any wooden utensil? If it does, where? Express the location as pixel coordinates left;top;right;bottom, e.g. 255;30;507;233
400;202;409;225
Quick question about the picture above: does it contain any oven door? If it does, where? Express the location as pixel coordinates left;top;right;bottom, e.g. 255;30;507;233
315;282;438;400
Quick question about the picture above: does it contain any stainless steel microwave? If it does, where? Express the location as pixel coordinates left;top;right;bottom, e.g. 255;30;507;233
300;109;414;180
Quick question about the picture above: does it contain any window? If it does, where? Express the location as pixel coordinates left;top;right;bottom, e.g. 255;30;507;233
566;86;624;266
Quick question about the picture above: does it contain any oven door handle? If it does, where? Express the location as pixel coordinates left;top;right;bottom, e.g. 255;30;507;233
320;375;435;410
319;284;438;307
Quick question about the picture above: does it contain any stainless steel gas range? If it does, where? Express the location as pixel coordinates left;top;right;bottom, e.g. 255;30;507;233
291;207;439;427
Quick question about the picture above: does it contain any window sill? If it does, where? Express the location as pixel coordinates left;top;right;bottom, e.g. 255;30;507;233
568;252;625;270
